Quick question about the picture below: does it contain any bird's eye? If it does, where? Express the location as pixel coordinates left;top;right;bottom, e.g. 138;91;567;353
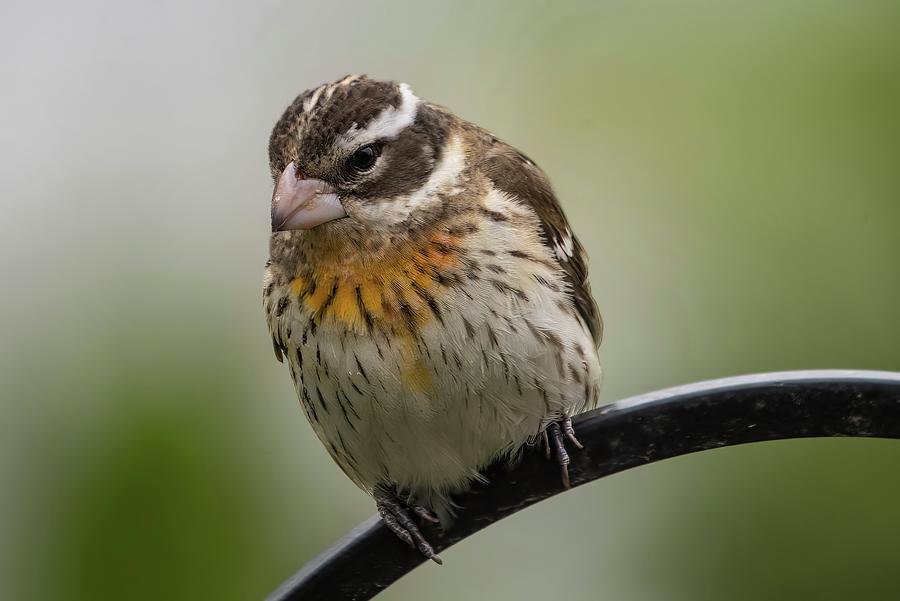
346;144;380;173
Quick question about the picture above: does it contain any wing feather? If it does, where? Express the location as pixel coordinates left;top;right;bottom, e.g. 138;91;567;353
480;143;603;347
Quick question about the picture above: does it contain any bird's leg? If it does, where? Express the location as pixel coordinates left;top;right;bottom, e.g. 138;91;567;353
374;486;442;565
545;417;583;489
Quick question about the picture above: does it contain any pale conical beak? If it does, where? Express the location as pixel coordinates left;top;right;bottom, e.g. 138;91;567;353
271;162;347;231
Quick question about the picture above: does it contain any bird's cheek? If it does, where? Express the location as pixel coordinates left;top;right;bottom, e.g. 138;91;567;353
351;197;420;229
340;198;381;226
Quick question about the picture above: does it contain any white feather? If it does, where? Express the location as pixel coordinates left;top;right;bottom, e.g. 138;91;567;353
553;227;574;262
336;83;420;150
303;84;326;113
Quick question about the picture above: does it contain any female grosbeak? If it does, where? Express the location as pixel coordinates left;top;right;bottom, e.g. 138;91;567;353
264;75;602;563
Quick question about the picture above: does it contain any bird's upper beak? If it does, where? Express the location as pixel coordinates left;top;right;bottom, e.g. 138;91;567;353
271;162;347;231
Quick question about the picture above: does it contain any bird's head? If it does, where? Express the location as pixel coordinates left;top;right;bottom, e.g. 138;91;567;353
268;75;465;245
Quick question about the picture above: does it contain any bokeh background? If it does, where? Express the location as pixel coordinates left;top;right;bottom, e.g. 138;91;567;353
2;0;899;599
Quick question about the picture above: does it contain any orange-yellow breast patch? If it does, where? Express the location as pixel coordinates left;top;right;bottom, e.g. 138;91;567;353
286;231;467;396
289;231;463;336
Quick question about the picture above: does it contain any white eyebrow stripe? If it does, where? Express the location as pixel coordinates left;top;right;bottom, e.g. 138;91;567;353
336;83;420;149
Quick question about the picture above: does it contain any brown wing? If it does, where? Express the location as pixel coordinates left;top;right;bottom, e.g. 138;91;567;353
480;143;603;348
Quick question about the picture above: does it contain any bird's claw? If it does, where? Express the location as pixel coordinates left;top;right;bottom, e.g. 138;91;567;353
375;487;443;564
562;416;584;449
545;417;582;489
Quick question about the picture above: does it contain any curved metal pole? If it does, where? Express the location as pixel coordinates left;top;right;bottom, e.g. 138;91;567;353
267;370;900;601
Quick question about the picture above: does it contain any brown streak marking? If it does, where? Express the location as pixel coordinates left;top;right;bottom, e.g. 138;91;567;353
305;278;317;299
490;279;526;300
397;296;417;334
509;249;556;269
462;316;475;339
481;207;508;222
354;353;370;384
318;282;338;317
412;281;444;325
314;386;329;415
525;318;546;342
302;385;318;423
356;286;374;331
335;431;358;470
336;385;360;427
534;274;558;291
504;316;519;334
487;326;499;349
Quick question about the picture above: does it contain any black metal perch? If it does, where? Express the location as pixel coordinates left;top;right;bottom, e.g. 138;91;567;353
266;369;900;601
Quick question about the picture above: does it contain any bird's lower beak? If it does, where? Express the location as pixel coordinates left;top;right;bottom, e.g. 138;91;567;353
271;162;347;231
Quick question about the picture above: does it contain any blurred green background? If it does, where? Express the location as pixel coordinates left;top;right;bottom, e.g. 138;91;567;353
2;0;899;599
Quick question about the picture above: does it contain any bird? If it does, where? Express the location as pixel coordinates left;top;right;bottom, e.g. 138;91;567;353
263;75;602;563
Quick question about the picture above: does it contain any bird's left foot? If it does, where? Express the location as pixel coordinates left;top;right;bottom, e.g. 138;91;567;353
374;486;443;564
544;417;584;489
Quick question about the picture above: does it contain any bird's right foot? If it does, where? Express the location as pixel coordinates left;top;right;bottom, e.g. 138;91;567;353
544;417;584;489
374;486;443;564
